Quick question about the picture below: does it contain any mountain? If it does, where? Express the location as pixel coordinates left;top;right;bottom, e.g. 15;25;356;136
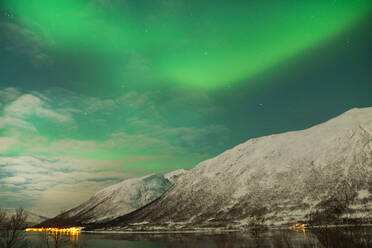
164;169;187;184
2;209;49;226
39;169;186;227
91;107;372;231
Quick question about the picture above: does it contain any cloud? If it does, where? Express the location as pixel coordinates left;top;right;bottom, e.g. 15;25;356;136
0;91;76;156
124;118;230;153
1;87;231;154
0;88;22;103
4;94;71;122
0;22;51;67
0;116;37;132
0;92;73;136
0;137;19;154
0;87;230;214
0;155;136;215
0;176;26;184
0;87;229;159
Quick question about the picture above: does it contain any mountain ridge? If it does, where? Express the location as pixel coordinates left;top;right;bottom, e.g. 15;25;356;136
2;209;49;226
88;107;372;230
38;169;186;227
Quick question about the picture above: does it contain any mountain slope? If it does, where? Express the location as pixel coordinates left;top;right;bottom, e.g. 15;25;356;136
95;107;372;230
2;209;49;226
40;169;186;227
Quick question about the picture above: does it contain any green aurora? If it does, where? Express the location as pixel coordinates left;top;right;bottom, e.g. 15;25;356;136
3;0;372;88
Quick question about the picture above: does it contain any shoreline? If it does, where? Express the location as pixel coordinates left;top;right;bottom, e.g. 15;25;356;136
82;229;240;234
81;224;372;235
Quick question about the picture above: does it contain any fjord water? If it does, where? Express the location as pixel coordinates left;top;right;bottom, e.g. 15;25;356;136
25;227;372;248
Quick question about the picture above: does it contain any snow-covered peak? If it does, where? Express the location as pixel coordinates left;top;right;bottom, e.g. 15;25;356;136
164;169;187;184
41;169;186;226
93;174;157;199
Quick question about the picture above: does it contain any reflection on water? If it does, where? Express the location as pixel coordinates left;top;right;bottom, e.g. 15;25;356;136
26;227;82;247
25;227;372;248
288;222;307;239
26;227;81;239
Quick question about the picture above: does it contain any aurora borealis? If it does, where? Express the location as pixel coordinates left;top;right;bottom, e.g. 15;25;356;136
2;0;372;88
0;0;371;215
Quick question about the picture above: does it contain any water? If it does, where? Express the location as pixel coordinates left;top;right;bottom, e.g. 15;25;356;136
25;227;372;248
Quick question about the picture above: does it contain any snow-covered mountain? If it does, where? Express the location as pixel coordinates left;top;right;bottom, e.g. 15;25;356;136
2;209;49;226
164;169;187;184
93;107;372;230
39;169;186;227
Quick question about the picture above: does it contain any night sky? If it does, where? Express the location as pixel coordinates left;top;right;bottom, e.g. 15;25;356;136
0;0;371;215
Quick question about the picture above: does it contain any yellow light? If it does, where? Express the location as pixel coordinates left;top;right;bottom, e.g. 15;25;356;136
25;227;82;236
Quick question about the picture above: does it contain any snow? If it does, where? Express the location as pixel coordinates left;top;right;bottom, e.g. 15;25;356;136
357;189;371;199
164;169;188;184
44;169;186;225
97;107;372;230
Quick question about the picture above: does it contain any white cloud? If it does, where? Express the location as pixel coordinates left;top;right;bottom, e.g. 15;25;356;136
0;88;229;159
0;137;19;154
5;94;71;123
0;116;38;132
0;176;26;184
0;93;74;137
0;155;137;215
0;88;22;103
